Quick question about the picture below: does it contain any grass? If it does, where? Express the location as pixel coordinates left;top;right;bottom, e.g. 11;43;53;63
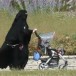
0;10;14;46
0;10;76;53
28;12;76;36
0;70;76;76
0;11;76;40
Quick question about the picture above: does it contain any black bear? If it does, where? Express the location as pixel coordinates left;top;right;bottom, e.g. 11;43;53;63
0;10;33;69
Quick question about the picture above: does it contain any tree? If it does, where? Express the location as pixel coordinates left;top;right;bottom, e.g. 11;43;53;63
9;0;26;13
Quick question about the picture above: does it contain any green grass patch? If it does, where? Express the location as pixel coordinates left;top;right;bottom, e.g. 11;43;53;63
0;70;76;76
0;10;14;46
28;12;76;35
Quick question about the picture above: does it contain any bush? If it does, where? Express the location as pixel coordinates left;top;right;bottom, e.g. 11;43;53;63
53;35;76;55
29;34;76;55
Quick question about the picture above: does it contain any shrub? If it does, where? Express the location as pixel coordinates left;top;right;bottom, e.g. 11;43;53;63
53;35;76;55
29;34;76;55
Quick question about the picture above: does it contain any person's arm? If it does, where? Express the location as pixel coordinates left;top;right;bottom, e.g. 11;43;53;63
33;29;41;39
35;31;41;39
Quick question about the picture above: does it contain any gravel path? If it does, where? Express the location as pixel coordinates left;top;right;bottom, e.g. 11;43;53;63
0;55;76;71
25;56;76;70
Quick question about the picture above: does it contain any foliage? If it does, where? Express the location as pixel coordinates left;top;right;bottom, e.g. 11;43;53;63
29;34;76;55
0;70;76;76
53;35;76;55
20;0;26;10
9;0;21;11
9;0;26;12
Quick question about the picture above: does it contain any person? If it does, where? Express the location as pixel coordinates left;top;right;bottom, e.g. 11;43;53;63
33;29;45;54
33;29;41;48
0;10;34;69
33;29;53;56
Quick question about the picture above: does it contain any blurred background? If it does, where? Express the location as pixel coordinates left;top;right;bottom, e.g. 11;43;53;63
0;0;76;55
